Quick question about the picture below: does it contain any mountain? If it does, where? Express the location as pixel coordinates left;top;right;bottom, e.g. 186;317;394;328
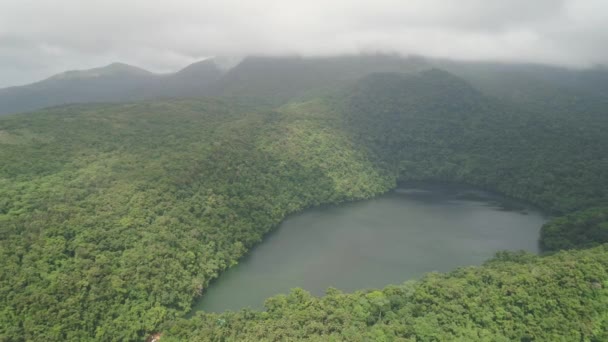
2;54;608;116
433;60;608;116
1;68;606;340
0;63;158;115
0;55;429;115
212;54;428;103
152;59;223;97
47;62;153;80
0;60;223;115
211;55;608;109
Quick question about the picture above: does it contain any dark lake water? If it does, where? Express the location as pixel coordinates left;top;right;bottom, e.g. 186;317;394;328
193;184;547;313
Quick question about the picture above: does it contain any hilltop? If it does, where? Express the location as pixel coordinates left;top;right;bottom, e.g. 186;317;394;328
2;54;608;116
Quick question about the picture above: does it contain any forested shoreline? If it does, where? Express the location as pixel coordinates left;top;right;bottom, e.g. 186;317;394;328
1;69;607;341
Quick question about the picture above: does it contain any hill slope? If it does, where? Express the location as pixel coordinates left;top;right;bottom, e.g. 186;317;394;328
343;70;608;212
3;55;607;117
0;60;223;115
166;245;608;341
0;69;607;341
211;55;428;103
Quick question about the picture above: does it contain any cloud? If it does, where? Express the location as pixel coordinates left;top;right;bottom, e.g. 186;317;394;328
1;0;607;87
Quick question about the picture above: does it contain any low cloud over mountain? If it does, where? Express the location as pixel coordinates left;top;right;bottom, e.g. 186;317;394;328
1;0;607;87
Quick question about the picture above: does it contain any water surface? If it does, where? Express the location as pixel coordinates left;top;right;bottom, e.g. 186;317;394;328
194;184;546;313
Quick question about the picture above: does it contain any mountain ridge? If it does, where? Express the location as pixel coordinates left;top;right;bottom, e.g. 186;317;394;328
2;55;608;116
0;59;224;115
47;62;154;81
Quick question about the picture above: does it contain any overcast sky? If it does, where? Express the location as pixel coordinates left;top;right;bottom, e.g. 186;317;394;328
1;0;607;87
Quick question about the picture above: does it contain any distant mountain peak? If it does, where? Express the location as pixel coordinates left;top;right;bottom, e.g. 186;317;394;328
48;63;153;81
212;56;244;71
176;59;220;74
103;62;142;70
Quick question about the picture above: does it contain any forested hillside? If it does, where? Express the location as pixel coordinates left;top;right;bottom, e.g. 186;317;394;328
0;61;223;115
343;70;608;213
0;98;392;340
163;71;607;340
5;54;607;116
166;246;608;341
0;67;607;341
210;55;427;104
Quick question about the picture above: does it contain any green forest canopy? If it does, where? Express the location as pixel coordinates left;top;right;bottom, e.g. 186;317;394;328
0;69;607;341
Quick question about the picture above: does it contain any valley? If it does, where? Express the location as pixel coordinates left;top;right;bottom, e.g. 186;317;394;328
0;57;606;341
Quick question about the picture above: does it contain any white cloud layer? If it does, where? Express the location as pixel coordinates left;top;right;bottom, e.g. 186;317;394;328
1;0;607;87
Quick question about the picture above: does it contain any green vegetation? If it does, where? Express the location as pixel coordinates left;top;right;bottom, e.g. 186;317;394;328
0;98;391;340
541;207;608;252
166;246;608;342
343;70;607;214
0;68;607;341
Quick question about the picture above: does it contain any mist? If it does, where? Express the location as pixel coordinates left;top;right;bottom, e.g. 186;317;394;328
1;0;607;87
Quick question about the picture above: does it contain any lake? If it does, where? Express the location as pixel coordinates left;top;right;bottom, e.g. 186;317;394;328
193;183;547;313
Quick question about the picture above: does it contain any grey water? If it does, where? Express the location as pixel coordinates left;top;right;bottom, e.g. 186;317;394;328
193;184;546;313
